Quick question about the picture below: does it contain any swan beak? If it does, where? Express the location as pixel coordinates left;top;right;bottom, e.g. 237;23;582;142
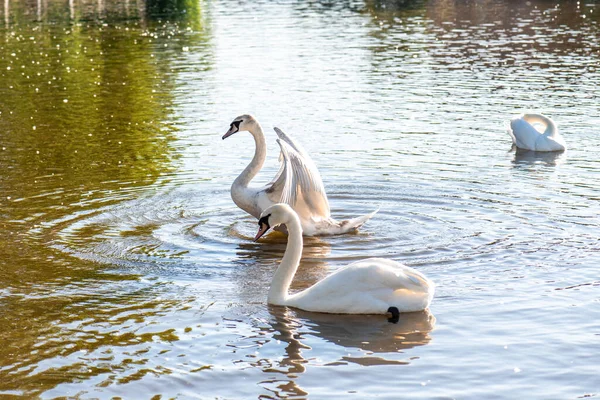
223;120;241;140
254;222;270;242
222;126;237;140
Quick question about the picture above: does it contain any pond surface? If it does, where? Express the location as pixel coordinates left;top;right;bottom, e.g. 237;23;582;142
1;0;599;398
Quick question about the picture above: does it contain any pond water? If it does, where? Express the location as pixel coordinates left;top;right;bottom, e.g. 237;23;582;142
1;0;599;398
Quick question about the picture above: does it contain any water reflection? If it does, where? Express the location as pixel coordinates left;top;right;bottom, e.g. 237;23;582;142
0;0;212;395
365;0;598;100
254;305;434;397
0;273;190;397
511;146;566;168
295;309;435;357
1;0;202;24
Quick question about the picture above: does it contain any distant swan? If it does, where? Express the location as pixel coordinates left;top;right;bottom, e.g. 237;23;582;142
223;114;377;236
254;204;434;314
508;113;567;152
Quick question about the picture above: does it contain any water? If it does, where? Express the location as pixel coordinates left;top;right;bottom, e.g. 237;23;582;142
1;0;599;398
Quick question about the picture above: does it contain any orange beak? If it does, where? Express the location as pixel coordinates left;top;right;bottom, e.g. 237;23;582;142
254;222;270;242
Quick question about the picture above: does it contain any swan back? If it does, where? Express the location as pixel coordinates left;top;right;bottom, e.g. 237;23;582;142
288;258;434;313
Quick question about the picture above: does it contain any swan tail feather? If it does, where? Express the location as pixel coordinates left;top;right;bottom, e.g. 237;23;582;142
312;208;378;235
339;208;379;232
343;207;379;230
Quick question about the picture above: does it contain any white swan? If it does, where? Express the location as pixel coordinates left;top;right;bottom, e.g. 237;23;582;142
223;114;377;236
254;204;434;314
508;113;567;152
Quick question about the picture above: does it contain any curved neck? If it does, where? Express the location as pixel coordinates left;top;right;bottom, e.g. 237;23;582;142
525;114;557;138
268;214;303;306
541;117;558;138
233;124;267;188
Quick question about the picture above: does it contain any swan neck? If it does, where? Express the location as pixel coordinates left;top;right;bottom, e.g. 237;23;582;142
268;214;303;306
233;124;267;188
544;123;558;137
538;115;558;137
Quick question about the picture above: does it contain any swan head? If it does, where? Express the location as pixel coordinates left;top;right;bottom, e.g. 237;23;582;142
223;114;258;140
254;203;294;241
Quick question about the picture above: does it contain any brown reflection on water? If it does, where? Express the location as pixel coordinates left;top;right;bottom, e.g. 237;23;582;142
296;309;435;356
0;22;175;217
1;276;186;394
365;0;599;72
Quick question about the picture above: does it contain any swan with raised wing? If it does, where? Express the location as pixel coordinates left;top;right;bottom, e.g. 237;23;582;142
223;114;377;236
508;113;567;152
254;204;434;314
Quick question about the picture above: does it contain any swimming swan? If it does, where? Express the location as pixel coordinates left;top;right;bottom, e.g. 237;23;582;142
508;113;567;152
254;204;434;314
223;114;377;236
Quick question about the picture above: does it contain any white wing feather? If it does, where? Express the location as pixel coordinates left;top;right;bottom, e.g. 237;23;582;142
267;126;311;189
273;127;311;158
276;139;330;218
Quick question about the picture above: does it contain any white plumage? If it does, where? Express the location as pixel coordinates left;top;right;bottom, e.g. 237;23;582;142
223;115;377;236
508;113;567;152
254;204;434;314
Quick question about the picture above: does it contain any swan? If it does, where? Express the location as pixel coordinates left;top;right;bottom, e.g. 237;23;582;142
508;113;567;152
254;203;434;314
223;114;377;236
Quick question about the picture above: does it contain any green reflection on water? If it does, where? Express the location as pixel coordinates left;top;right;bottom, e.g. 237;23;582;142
0;0;211;396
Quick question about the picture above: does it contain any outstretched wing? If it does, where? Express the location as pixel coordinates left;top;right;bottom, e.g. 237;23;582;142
274;138;330;219
266;127;311;190
273;127;312;159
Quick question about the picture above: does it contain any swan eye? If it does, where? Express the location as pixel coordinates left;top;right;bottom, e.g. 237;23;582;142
232;120;242;129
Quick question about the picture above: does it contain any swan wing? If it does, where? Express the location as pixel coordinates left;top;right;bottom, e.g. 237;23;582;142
265;127;317;203
267;126;315;199
265;157;286;194
274;127;311;159
342;259;432;292
509;116;541;150
274;138;330;218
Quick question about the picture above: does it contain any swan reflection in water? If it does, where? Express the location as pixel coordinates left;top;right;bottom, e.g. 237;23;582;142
511;146;567;168
252;306;435;397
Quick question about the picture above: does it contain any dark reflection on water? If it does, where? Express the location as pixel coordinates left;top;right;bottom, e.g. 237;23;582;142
1;0;600;398
291;308;435;356
239;306;434;398
511;146;567;168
